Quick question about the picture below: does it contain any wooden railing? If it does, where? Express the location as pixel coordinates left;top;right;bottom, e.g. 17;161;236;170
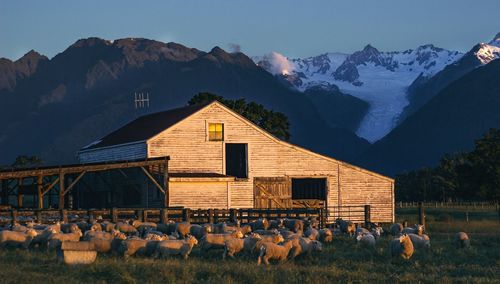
0;206;374;228
396;201;499;209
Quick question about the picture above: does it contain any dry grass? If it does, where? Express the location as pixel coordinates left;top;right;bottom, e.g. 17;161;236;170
0;207;498;283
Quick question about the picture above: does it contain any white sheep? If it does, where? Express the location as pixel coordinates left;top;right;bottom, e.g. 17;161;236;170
257;240;294;265
200;231;244;251
190;224;212;239
47;228;83;250
304;225;319;240
223;233;262;259
288;237;323;259
0;229;38;249
389;233;414;260
390;223;403;236
402;224;424;236
455;232;470;249
408;233;430;251
319;228;333;243
356;232;376;248
155;235;198;260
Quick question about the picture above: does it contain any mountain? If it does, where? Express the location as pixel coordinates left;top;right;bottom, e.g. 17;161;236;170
303;84;369;132
400;33;500;121
256;44;462;142
358;58;500;176
0;37;369;165
0;50;48;92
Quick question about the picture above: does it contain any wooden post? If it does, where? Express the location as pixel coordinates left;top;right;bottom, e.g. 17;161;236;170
142;210;148;222
88;210;95;223
10;209;17;227
36;210;42;223
403;220;408;228
208;209;214;224
163;160;169;208
364;205;371;228
136;210;143;222
1;180;8;205
418;202;425;227
37;175;43;209
59;172;65;209
160;209;168;224
111;208;118;223
17;178;23;208
182;209;190;223
60;209;68;223
229;209;237;224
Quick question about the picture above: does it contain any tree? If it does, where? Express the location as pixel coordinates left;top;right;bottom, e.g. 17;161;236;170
11;155;43;169
188;92;290;140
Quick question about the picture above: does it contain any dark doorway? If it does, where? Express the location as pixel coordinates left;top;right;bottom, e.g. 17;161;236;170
291;178;326;200
226;143;248;178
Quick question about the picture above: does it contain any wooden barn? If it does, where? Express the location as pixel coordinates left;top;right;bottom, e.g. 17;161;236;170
78;101;395;223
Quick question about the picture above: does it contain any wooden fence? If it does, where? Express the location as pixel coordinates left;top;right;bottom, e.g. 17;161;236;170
397;201;498;209
0;206;374;228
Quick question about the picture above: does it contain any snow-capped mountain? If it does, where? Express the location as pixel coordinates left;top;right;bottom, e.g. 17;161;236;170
256;44;463;142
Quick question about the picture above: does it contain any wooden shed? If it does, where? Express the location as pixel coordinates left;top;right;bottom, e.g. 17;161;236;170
78;101;395;223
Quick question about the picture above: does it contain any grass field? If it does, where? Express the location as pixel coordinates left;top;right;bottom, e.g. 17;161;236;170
0;207;498;283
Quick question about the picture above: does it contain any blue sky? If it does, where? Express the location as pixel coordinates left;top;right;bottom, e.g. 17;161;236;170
1;0;499;60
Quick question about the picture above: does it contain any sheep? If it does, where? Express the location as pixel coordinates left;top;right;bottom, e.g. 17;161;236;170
200;231;244;251
115;221;139;236
61;223;80;234
90;231;127;254
47;228;83;250
356;233;376;248
83;229;124;241
304;225;319;240
253;229;280;236
144;233;168;241
257;240;294;265
389;233;414;260
254;233;285;253
289;237;323;259
30;227;58;248
224;224;252;236
319;228;333;243
248;218;269;231
211;222;227;234
133;221;158;235
156;221;177;235
284;219;304;233
100;221;116;232
390;223;404;236
335;219;355;236
120;238;161;258
175;222;192;238
269;219;284;229
278;229;302;240
223;233;262;259
408;233;430;251
455;232;470;249
0;229;38;249
155;235;198;260
11;223;30;233
190;224;212;240
402;224;425;236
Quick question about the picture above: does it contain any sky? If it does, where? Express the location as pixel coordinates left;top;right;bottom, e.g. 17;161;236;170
1;0;500;60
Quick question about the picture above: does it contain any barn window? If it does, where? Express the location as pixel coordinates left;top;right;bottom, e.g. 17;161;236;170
291;178;326;200
208;123;224;141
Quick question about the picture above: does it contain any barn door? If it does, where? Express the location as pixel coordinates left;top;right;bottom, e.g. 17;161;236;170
254;177;292;209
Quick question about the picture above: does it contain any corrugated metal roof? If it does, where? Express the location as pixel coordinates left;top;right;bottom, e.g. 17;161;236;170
81;102;211;151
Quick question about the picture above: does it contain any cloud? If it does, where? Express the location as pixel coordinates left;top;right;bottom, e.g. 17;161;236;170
263;51;294;75
228;43;241;53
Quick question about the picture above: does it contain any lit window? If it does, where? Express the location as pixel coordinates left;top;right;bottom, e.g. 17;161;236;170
208;123;224;141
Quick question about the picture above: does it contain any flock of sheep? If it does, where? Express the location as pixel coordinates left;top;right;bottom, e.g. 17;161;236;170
0;216;471;265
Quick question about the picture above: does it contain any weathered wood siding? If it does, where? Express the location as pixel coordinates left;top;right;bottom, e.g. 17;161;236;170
78;142;147;163
169;182;228;209
338;165;394;223
147;103;394;222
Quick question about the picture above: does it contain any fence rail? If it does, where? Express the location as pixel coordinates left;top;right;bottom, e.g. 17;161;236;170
0;206;373;228
397;201;499;209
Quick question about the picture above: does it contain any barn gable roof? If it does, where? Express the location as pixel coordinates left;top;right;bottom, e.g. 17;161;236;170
80;102;210;150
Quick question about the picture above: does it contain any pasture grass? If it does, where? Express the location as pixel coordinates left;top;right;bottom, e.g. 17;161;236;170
0;207;498;283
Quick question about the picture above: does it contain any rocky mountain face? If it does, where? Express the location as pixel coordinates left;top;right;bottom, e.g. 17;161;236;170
0;37;369;165
400;34;500;121
357;58;500;176
256;44;463;142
